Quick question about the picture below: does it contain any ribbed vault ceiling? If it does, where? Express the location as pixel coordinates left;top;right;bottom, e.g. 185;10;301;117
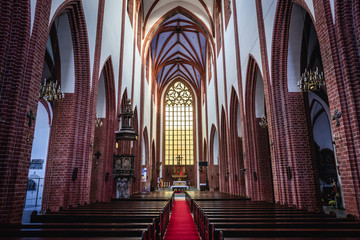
151;13;207;91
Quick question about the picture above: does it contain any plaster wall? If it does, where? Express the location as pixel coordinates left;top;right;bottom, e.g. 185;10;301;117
57;13;75;93
329;0;335;24
30;0;37;35
133;50;142;111
151;94;157;143
216;52;225;121
96;72;106;118
82;0;99;84
120;10;135;101
235;0;262;103
223;12;238;107
202;102;206;142
237;104;242;137
213;130;218;165
50;0;65;24
207;75;216;140
142;80;151;137
261;0;277;80
303;0;315;20
30;102;51;179
287;4;306;92
100;0;123;106
255;69;265;118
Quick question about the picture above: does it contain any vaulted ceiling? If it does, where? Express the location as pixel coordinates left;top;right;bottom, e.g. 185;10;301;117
150;13;208;91
143;0;214;38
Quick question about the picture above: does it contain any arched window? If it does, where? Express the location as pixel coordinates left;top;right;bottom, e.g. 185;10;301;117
165;82;194;165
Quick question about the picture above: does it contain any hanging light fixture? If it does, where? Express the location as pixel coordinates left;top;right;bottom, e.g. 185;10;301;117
39;78;64;101
39;18;65;102
115;99;138;141
297;67;325;92
259;116;268;128
95;116;103;128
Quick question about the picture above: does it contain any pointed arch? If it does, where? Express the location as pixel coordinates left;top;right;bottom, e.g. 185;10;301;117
42;0;91;211
100;57;116;201
220;106;229;192
143;127;150;165
229;87;244;195
209;124;218;166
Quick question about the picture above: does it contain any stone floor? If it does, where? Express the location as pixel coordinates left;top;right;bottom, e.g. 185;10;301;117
323;205;347;218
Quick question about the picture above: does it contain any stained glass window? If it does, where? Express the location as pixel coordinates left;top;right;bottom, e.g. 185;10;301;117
165;82;194;165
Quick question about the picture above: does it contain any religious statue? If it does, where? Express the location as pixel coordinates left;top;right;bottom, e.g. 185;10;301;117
116;177;131;199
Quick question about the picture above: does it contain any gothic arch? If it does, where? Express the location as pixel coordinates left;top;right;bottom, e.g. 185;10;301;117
220;107;229;193
270;0;334;210
143;6;215;58
42;0;91;212
244;56;273;202
229;88;244;196
209;124;219;191
143;127;150;165
90;57;116;202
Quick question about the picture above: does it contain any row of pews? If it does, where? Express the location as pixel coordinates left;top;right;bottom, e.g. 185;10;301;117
1;192;174;239
186;191;360;240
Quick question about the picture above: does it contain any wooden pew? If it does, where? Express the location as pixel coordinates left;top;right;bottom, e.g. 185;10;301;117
4;193;174;240
211;222;360;240
217;228;360;239
1;227;148;239
187;192;360;240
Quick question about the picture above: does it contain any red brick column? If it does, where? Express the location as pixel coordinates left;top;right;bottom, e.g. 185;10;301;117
331;0;360;218
90;121;107;203
42;95;77;211
270;0;320;210
0;0;51;223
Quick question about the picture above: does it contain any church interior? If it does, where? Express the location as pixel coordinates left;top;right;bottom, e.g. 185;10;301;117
1;0;360;239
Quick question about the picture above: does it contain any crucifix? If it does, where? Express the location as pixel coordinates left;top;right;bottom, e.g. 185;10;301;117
94;151;102;159
26;109;36;127
332;109;342;126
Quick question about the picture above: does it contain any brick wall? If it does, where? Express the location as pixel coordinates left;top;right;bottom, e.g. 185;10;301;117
0;0;51;224
255;118;274;202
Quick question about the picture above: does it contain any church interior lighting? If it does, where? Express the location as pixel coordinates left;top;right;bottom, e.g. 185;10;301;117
39;78;64;102
297;67;325;92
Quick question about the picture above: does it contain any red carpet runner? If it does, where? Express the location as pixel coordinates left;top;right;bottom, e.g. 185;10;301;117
164;199;200;240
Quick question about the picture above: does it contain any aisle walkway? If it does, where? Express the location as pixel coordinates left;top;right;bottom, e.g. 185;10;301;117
164;197;200;240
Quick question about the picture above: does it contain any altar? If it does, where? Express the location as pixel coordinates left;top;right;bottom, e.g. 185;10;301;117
170;180;189;192
170;155;189;192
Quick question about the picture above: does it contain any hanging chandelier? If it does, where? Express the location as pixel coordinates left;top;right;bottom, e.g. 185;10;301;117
297;67;325;92
115;99;138;141
259;116;268;128
95;117;103;128
39;78;64;102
